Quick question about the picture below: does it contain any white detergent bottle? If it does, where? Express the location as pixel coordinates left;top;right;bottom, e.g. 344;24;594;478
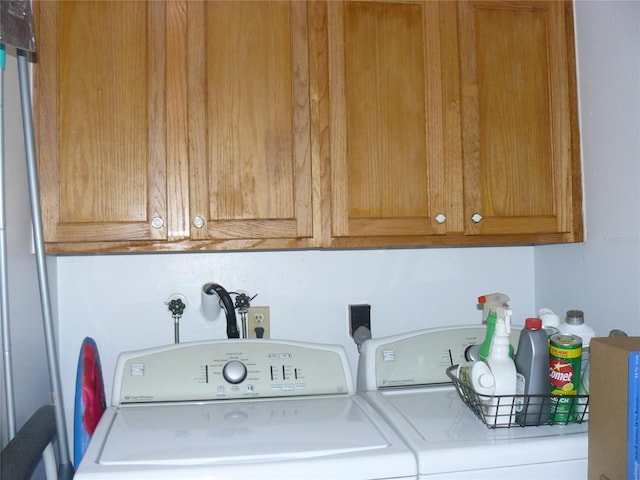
560;309;595;420
538;308;560;329
485;307;517;426
457;361;495;396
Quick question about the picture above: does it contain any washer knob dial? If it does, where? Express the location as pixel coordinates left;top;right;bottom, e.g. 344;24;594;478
223;360;247;384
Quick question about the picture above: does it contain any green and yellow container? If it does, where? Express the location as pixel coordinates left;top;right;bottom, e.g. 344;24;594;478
549;333;582;423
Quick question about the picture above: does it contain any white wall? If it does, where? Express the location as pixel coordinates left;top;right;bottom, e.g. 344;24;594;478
0;49;54;451
55;246;535;454
56;247;535;409
534;1;640;337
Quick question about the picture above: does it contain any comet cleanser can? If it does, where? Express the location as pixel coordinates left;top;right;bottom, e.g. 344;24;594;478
549;333;582;423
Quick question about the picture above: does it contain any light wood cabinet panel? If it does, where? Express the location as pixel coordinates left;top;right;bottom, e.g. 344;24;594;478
328;0;449;245
187;1;314;244
327;0;581;248
34;0;320;252
458;0;582;241
33;0;582;253
35;1;169;245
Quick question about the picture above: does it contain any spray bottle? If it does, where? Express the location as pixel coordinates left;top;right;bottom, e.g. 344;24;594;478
485;307;517;426
478;293;514;361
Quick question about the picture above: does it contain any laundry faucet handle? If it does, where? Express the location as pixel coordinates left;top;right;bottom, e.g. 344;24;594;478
168;298;186;317
167;298;186;344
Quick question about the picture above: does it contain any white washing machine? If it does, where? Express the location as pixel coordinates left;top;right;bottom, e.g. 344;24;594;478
356;327;589;479
74;339;416;479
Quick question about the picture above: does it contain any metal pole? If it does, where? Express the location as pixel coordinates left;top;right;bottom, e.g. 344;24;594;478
0;43;17;442
16;49;74;479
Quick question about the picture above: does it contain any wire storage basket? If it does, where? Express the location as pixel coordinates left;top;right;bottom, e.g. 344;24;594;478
446;365;589;429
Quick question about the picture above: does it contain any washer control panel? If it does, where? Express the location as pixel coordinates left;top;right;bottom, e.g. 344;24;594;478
113;340;353;405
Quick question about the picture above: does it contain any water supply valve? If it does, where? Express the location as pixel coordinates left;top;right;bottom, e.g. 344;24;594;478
234;291;256;338
166;294;187;344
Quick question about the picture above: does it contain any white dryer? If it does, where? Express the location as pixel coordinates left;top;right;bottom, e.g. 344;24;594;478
75;339;416;480
356;327;589;479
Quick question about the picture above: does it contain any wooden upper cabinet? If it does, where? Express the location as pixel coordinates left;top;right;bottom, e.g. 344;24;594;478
328;1;449;246
186;1;315;246
34;1;169;246
458;1;583;241
33;0;582;253
34;0;320;252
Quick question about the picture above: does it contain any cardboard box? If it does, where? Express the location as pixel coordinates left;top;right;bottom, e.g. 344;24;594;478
589;336;640;480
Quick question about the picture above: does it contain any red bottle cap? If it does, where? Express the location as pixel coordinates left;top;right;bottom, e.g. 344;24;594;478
524;317;542;329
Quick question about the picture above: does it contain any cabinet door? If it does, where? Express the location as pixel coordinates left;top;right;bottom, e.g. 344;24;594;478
34;1;170;246
187;1;315;247
458;1;582;240
328;1;449;246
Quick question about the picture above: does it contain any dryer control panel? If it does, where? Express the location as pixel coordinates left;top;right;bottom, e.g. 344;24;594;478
356;325;522;390
112;340;353;405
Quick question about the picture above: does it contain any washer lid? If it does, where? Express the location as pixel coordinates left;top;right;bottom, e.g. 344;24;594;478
88;396;415;479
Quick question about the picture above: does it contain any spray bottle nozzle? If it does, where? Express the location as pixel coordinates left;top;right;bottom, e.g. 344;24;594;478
478;293;510;306
478;293;510;324
495;307;512;335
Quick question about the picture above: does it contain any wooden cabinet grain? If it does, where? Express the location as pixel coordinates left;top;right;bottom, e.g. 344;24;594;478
35;1;170;248
185;1;317;248
327;0;450;248
458;0;582;242
328;0;582;248
33;0;582;253
34;0;321;253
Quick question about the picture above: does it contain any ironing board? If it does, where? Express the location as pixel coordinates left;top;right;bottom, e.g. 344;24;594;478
73;337;106;467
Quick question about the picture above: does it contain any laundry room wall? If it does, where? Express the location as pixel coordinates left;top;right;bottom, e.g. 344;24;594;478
534;0;640;337
56;247;535;405
53;245;536;460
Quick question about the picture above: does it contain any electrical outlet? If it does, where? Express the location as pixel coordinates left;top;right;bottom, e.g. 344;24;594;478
349;304;371;337
248;306;270;339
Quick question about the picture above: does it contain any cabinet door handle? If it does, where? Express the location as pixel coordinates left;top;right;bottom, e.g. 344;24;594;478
193;216;205;229
151;216;164;229
435;213;446;224
471;213;483;223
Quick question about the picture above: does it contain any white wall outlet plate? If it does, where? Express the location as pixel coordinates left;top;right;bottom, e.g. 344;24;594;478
248;306;270;339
